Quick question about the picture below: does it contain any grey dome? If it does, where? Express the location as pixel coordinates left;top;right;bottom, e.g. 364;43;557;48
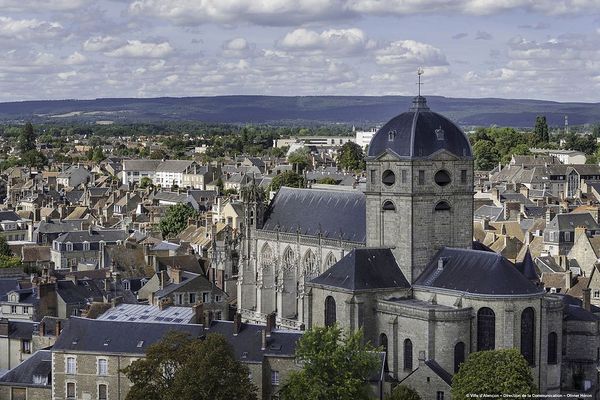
367;96;472;159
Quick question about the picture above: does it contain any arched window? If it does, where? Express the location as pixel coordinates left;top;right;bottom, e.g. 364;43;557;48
379;333;389;372
324;252;337;269
521;307;535;366
477;307;495;351
454;342;465;373
382;200;396;211
404;339;413;370
324;296;336;327
303;250;318;278
548;332;558;365
282;247;295;271
435;201;451;211
260;244;272;271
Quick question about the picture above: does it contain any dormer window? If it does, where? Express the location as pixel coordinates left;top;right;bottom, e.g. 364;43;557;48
435;126;445;141
66;242;73;251
388;130;396;141
83;241;90;251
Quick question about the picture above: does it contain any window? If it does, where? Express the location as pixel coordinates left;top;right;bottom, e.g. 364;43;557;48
22;340;31;354
177;294;184;305
202;292;210;303
282;247;295;270
189;293;196;304
454;342;465;373
382;170;395;186
388;130;396;141
271;370;280;386
11;305;17;313
215;295;221;303
66;382;76;399
434;170;451;186
324;296;336;327
379;333;389;372
370;169;376;184
83;241;90;251
303;250;318;278
418;170;425;185
437;391;445;400
66;357;76;374
66;242;73;251
548;332;558;365
404;339;413;370
594;290;600;299
477;307;496;351
324;252;337;269
382;201;396;211
435;201;451;211
98;358;108;376
99;384;107;400
521;307;535;366
461;169;467;184
23;306;29;314
123;280;130;291
565;232;571;242
401;169;407;183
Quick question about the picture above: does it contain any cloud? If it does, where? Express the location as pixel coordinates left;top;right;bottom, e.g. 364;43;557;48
375;40;448;68
278;28;375;55
475;31;493;40
0;0;87;11
0;16;63;40
518;22;550;30
452;33;468;40
83;36;119;52
104;40;174;58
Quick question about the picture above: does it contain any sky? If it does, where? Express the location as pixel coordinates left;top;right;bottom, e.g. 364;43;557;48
1;0;600;102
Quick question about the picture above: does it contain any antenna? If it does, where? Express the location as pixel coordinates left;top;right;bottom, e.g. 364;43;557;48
417;67;424;97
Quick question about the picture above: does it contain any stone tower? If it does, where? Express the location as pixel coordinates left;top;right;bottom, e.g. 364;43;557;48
365;96;474;283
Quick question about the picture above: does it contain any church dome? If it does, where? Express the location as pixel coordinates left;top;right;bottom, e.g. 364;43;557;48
366;96;472;159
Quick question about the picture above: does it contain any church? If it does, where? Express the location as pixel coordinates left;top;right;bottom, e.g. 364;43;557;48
237;95;595;398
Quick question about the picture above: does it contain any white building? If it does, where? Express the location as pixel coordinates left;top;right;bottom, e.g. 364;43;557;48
355;128;377;150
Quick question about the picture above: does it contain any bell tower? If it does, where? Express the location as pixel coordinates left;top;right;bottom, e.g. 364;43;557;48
365;94;473;283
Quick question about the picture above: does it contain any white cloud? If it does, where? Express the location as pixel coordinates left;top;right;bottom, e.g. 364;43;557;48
83;36;119;52
65;52;87;65
0;0;87;11
224;38;249;51
375;40;448;68
0;16;63;40
104;40;174;58
279;28;375;55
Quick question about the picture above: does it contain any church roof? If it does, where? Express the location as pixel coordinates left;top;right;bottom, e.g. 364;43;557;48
262;187;366;243
414;247;543;296
367;96;472;160
515;248;540;282
309;248;410;291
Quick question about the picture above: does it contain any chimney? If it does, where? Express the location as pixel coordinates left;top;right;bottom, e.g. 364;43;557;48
233;313;242;335
158;297;172;311
261;329;268;351
0;318;9;336
583;288;591;311
437;257;446;271
546;208;555;225
193;302;205;325
418;350;426;366
38;321;46;337
520;185;530;199
55;320;62;336
266;312;276;337
565;269;572;290
574;226;587;240
169;266;182;284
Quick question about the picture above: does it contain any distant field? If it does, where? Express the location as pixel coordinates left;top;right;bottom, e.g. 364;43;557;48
0;95;599;127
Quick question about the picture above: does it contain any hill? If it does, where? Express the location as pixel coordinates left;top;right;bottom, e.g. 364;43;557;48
0;95;599;127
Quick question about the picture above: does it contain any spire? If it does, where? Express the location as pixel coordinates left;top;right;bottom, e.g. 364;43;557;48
410;67;430;111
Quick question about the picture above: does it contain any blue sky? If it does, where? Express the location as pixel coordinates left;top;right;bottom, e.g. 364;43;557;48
1;0;600;102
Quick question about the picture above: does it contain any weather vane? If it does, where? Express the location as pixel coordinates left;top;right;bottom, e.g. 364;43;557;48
417;67;424;97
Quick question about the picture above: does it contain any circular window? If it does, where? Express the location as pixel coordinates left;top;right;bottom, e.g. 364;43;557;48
434;170;451;186
382;170;395;186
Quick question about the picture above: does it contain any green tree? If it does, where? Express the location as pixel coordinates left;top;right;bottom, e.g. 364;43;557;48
473;140;500;171
92;147;105;162
337;142;365;171
279;325;380;400
451;349;537;400
0;237;12;256
318;177;338;185
123;331;257;400
18;122;36;153
270;171;305;192
288;148;310;173
533;115;549;145
159;203;197;239
139;177;153;189
593;124;600;138
385;385;421;400
0;255;21;269
20;149;47;169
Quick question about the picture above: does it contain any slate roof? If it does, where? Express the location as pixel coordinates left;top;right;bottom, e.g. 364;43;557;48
122;159;161;171
53;317;204;355
473;205;503;221
0;279;20;299
414;247;543;296
367;96;472;160
0;350;52;388
425;360;453;386
0;211;22;222
36;220;83;234
54;229;127;243
558;294;600;321
207;320;301;363
515;248;540;282
56;279;104;304
5;320;36;340
262;187;366;243
97;304;195;324
547;212;600;231
157;160;194;173
310;248;410;291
